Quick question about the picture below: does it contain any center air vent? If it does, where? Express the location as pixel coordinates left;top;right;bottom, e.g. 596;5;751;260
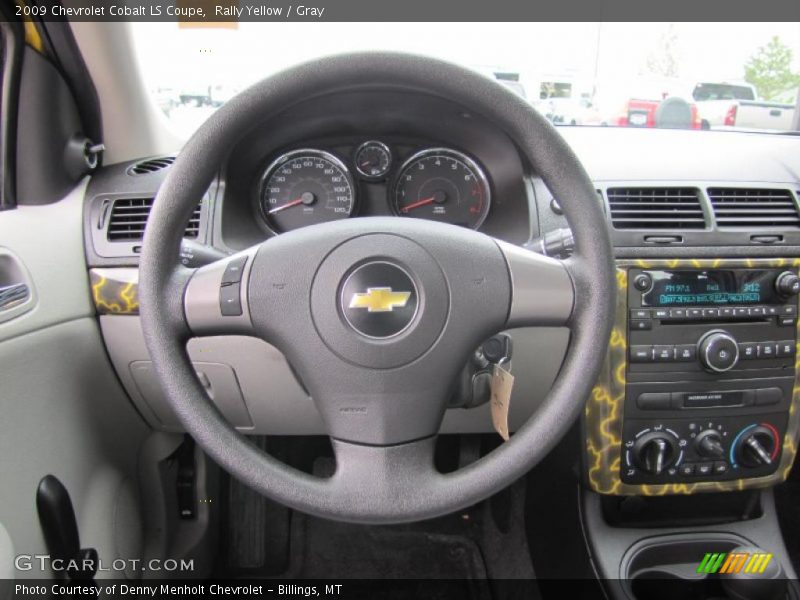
606;187;705;230
128;156;176;175
708;188;800;228
106;197;201;242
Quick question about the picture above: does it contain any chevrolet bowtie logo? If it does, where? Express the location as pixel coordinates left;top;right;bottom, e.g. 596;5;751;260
349;287;411;313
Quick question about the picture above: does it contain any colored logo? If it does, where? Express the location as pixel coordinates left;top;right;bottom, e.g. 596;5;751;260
349;287;411;313
697;552;773;575
340;262;419;339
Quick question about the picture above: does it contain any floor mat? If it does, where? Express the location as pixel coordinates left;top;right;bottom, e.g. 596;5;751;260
288;513;488;579
216;437;538;600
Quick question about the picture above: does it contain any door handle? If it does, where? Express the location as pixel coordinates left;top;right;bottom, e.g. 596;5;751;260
0;282;29;311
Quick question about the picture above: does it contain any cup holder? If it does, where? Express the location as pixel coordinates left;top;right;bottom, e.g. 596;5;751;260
621;533;761;600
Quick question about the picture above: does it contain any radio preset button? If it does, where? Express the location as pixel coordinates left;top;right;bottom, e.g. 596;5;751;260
720;307;735;318
630;319;653;331
749;307;766;317
703;308;720;318
630;346;653;362
739;342;758;359
653;345;675;361
669;308;687;319
688;308;703;319
766;306;779;316
734;307;749;317
758;342;777;358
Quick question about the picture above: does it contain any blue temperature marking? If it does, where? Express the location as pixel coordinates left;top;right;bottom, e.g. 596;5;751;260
729;424;757;468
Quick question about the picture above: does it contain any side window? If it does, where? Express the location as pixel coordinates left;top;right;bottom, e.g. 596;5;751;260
0;8;23;210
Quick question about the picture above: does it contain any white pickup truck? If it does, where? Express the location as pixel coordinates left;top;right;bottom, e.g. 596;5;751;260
691;81;796;131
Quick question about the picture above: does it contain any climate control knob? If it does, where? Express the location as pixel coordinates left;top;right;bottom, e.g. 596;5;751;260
733;425;779;468
698;330;739;373
775;271;800;297
695;430;725;459
633;431;678;475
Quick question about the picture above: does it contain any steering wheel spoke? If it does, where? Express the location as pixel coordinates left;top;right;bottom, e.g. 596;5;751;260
183;246;259;336
326;438;441;519
497;240;575;327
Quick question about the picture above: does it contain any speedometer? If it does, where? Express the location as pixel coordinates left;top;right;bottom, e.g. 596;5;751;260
392;148;490;230
260;149;355;233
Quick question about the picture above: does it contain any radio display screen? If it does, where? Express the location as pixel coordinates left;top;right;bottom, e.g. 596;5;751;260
641;270;780;307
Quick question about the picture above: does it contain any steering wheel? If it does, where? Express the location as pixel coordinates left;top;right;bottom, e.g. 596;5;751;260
139;52;615;524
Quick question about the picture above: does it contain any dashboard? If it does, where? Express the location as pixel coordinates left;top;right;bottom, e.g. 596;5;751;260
81;89;800;498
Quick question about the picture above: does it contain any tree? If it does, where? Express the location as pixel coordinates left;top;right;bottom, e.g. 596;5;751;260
744;36;800;101
644;25;680;78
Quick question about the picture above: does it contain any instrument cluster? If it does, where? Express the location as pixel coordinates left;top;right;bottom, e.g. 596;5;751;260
257;142;492;234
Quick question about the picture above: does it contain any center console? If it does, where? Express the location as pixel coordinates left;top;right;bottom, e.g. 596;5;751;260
584;259;800;496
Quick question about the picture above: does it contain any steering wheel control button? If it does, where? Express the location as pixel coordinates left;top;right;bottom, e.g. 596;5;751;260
219;282;242;316
221;256;248;285
340;262;418;339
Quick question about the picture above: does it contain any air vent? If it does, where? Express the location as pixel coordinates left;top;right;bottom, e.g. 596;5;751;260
606;187;705;230
106;197;201;241
708;188;800;228
128;156;176;175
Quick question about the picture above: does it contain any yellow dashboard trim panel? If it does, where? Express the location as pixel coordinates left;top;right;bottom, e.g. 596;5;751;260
585;258;800;495
90;268;140;315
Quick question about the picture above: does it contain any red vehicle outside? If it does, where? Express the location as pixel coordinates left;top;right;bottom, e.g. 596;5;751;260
615;97;703;129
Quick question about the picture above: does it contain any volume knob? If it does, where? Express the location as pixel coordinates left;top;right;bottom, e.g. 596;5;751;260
698;330;739;373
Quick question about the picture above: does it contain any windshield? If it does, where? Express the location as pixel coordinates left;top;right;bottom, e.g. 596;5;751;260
132;22;800;137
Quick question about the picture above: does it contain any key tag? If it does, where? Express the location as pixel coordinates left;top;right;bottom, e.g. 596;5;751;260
490;358;514;441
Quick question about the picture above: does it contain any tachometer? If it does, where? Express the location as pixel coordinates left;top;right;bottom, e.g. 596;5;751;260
260;149;355;233
392;148;490;229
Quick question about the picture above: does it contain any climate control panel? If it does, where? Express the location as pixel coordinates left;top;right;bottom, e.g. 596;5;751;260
621;415;785;484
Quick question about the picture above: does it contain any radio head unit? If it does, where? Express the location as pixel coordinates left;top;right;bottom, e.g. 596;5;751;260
639;269;789;307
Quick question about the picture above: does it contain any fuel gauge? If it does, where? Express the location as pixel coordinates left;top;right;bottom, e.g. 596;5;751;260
355;141;392;179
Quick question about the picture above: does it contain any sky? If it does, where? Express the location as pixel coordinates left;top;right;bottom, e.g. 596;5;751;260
132;22;800;86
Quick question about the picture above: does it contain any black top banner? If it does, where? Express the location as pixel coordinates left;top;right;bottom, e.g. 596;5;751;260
11;0;800;22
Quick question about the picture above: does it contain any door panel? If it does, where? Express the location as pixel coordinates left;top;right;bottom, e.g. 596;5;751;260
0;181;150;578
